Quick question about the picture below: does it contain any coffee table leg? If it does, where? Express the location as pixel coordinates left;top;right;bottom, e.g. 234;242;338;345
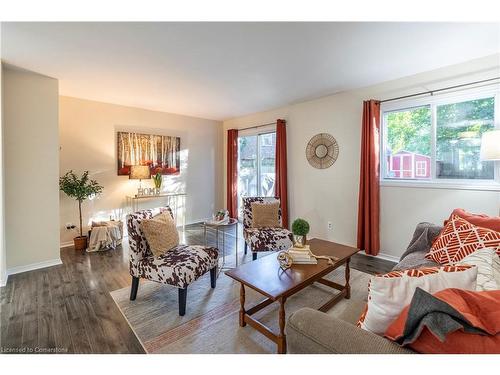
277;297;287;354
345;258;351;299
239;284;246;327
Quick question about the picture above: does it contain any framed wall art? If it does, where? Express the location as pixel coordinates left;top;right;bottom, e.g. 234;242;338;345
117;131;181;176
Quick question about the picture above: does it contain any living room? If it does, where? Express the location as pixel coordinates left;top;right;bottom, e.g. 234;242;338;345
1;1;500;373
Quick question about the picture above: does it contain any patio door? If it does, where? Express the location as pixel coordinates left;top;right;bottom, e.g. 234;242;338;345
237;131;276;219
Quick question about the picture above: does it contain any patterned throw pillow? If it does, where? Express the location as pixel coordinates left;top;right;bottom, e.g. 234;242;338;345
251;202;281;228
446;208;500;232
357;265;477;335
425;214;500;265
141;212;179;257
457;248;500;291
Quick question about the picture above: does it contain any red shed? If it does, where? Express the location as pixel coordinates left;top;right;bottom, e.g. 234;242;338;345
387;150;431;179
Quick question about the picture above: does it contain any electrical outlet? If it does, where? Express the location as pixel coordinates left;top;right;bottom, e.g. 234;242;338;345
66;223;76;230
327;221;333;230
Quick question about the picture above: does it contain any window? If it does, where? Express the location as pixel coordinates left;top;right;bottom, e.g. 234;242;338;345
384;105;431;179
381;86;499;186
415;161;427;177
237;131;276;218
436;97;495;180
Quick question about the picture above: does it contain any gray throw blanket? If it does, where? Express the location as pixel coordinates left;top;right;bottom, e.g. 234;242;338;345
394;288;486;346
393;222;442;271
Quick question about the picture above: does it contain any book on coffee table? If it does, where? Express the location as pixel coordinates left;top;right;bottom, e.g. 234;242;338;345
288;247;317;264
292;258;318;265
289;245;310;252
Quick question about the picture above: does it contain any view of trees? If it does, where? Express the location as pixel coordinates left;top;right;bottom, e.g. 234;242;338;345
385;96;495;180
386;105;431;156
436;97;494;179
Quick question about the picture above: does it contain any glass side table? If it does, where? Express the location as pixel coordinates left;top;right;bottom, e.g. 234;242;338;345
203;218;239;272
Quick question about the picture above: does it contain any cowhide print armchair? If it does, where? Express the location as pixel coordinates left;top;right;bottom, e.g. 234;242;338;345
127;207;218;316
242;197;293;261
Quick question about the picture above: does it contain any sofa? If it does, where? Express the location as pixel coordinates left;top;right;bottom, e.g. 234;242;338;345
286;222;443;354
286;308;414;354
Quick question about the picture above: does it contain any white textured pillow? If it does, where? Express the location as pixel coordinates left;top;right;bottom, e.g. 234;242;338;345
358;265;477;335
457;248;500;291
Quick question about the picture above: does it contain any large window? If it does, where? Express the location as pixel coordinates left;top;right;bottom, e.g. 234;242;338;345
237;131;276;217
382;87;499;186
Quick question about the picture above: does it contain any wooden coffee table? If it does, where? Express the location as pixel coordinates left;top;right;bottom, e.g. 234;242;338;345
225;238;359;354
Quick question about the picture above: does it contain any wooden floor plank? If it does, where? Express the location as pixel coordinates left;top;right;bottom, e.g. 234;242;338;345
37;270;57;351
87;290;140;354
64;296;93;354
7;274;29;351
48;266;75;353
21;271;40;349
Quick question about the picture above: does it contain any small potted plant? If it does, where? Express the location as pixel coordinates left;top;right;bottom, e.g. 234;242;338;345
59;170;104;251
152;172;162;194
292;218;310;248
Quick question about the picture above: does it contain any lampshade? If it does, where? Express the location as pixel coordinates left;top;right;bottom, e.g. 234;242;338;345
129;165;151;180
480;130;500;161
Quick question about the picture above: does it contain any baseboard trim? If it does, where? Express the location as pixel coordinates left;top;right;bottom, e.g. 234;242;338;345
365;252;399;263
7;258;62;276
0;273;7;287
60;241;74;248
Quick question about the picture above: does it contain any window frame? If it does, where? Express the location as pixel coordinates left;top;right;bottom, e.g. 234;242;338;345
380;85;500;191
236;127;277;219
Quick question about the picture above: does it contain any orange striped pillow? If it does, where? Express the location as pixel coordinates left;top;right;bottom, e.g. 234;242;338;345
426;214;500;265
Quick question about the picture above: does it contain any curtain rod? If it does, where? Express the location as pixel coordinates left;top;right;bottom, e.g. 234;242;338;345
237;122;277;131
379;76;500;103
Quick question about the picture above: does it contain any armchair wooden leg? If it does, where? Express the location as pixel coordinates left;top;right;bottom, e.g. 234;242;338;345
210;267;217;288
178;287;188;316
252;252;257;261
130;276;139;301
244;242;248;255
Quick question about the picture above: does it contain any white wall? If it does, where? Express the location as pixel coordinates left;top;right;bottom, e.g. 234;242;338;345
0;61;6;286
59;96;222;245
2;65;60;272
223;54;500;261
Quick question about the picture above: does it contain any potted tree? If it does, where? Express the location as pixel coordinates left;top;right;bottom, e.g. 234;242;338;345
292;218;310;248
59;170;104;251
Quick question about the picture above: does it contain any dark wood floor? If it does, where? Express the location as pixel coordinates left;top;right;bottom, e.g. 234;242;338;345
0;223;395;354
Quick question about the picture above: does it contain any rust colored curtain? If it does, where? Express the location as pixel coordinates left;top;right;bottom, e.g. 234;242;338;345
226;129;239;219
275;119;289;229
357;100;381;255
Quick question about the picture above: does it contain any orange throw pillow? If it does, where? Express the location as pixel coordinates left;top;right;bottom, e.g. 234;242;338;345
426;214;500;264
450;208;500;233
385;288;500;354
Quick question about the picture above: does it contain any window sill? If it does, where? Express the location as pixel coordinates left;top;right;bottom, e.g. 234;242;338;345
380;179;500;192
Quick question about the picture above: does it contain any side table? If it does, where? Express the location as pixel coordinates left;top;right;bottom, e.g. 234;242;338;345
203;218;239;272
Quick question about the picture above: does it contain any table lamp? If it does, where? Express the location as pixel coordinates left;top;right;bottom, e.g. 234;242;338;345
129;165;151;196
480;129;500;161
480;129;500;215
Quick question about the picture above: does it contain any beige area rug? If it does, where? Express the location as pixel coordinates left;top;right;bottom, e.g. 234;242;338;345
110;265;371;354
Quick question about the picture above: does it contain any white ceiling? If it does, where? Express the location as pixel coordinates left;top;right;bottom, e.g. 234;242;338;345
1;22;499;120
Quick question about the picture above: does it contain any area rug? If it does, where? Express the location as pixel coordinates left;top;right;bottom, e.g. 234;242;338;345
110;265;371;353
